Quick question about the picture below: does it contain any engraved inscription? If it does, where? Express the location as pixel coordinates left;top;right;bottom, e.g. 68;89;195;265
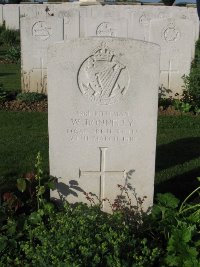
78;43;129;105
32;21;52;41
163;23;180;42
96;22;115;37
66;110;135;143
79;147;126;203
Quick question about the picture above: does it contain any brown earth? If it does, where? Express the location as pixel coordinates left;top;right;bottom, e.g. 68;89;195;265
158;105;194;116
0;100;196;115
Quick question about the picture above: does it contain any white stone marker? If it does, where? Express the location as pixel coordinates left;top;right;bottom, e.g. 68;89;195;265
48;37;160;213
0;5;3;26
21;16;63;93
20;3;78;20
80;6;130;38
3;4;20;30
129;6;199;42
150;18;195;96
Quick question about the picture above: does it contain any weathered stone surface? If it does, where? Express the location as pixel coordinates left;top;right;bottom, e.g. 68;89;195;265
48;37;160;213
21;16;63;93
3;4;20;30
20;4;198;95
149;18;195;97
129;6;199;42
0;5;3;26
80;6;130;37
20;3;77;19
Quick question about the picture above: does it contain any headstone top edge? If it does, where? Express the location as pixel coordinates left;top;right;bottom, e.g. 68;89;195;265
48;37;161;52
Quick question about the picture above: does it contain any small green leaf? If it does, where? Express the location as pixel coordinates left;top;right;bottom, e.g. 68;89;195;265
46;181;56;190
37;186;45;196
156;193;180;209
28;211;42;225
17;178;26;193
43;203;54;213
0;236;8;252
197;177;200;182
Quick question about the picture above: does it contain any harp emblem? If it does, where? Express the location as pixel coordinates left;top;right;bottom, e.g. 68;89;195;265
78;43;129;105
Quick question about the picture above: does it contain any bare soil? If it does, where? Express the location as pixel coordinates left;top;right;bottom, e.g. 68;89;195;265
0;99;47;112
0;100;196;115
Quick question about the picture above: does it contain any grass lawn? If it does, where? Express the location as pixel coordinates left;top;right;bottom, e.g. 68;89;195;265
0;46;21;92
0;111;200;200
155;116;200;199
0;111;48;192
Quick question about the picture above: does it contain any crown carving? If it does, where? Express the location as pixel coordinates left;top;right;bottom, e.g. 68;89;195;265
93;45;113;62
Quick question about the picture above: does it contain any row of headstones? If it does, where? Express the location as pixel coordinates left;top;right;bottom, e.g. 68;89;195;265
1;3;78;30
0;2;198;31
20;4;199;97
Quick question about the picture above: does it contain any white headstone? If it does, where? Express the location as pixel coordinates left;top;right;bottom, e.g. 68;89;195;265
150;18;195;97
79;6;130;38
21;16;63;93
20;3;77;19
0;5;3;26
3;4;20;30
129;6;199;42
48;37;160;213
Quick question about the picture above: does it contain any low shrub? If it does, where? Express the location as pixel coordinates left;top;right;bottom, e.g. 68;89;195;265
0;84;7;102
0;84;16;102
0;27;20;47
0;155;199;266
5;46;20;63
161;0;175;6
182;39;200;109
16;92;46;103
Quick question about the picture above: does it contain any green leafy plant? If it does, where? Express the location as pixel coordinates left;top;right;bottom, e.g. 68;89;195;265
162;0;175;6
0;159;200;266
0;28;20;46
16;152;56;211
5;46;20;63
182;39;200;108
172;99;192;113
16;92;46;103
0;84;7;102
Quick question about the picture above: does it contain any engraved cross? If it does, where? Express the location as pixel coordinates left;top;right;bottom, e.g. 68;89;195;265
79;147;126;201
162;60;178;90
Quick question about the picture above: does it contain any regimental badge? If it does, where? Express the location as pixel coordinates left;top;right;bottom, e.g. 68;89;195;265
32;21;52;41
162;22;180;43
77;43;129;105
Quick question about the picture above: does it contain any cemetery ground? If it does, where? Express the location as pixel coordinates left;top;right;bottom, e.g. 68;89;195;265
0;113;200;266
0;30;199;266
0;46;21;92
0;84;200;267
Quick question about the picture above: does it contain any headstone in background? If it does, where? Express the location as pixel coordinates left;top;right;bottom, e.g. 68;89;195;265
20;4;53;19
150;18;195;97
20;3;75;19
0;5;3;26
19;4;198;95
187;7;200;41
79;6;130;37
21;16;63;93
129;6;199;42
48;37;160;213
3;4;20;30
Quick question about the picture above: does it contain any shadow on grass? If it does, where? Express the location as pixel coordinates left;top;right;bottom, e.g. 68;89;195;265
155;167;200;201
156;137;200;172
